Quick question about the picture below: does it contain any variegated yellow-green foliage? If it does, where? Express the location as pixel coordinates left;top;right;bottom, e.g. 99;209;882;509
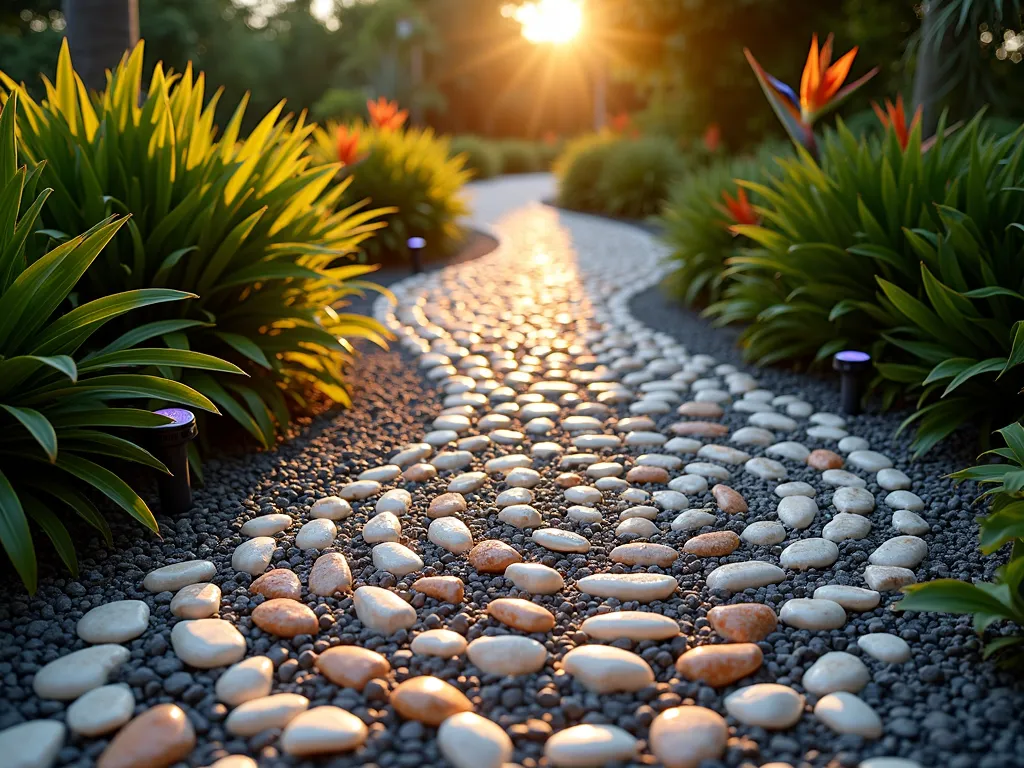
312;121;470;264
1;41;392;463
554;132;619;213
0;94;244;592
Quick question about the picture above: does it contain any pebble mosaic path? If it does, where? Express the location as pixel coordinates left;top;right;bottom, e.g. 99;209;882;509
2;177;1023;768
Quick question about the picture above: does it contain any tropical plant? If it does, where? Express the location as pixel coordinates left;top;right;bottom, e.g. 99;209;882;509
1;41;392;463
897;422;1024;663
554;132;619;213
449;135;502;180
313;113;470;264
0;93;240;592
592;135;688;219
705;114;1023;370
661;148;783;306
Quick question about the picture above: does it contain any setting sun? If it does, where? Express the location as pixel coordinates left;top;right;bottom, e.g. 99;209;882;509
510;0;584;45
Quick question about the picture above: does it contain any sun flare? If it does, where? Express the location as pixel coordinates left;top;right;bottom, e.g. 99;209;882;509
511;0;583;45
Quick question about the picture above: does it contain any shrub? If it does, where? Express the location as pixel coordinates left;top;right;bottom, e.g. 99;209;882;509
897;422;1024;663
312;87;370;122
313;119;471;264
660;146;788;306
449;135;502;180
0;94;240;591
497;139;544;174
555;133;618;212
593;136;687;220
705;115;1023;369
2;42;391;459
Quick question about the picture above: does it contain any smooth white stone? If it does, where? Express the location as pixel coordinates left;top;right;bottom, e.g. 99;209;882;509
544;725;638;767
813;585;880;611
363;512;401;544
823;512;872;542
859;759;922;768
648;706;729;768
586;461;624;478
310;496;352;520
864;565;916;591
858;633;912;663
616;518;659;539
171;619;246;669
580;611;679;641
694;388;730;404
706;562;786;594
832;486;876;515
665;437;702;454
780;538;839;570
372;542;423;576
869;536;927;568
423;429;458;446
685;462;730;481
568;506;604;524
765;441;811;462
815;692;882;737
225;693;309;736
698;445;751;464
811;412;846;427
390;443;432;467
807;425;849;441
0;720;65;768
597;477;629;494
171;583;221;619
562;646;654;693
741;521;786;545
506;467;542;488
731;427;775;446
496;487;532;507
280;706;368;757
772;395;799;407
216;656;274;705
884;490;924;511
892;509;929;535
847;450;893;472
143;560;216;592
822;469;867;488
745;457;787;481
477;414;512;431
296;519;337;551
733;399;774;414
877;468;912;491
65;683;133;736
505;563;564;594
620;505;659;520
76;600;150;644
353;586;416;633
410;629;467;658
240;514;292;537
749;412;798;432
32;644;132;700
433;414;471;432
780;598;846;630
838;435;870;453
428;517;474;553
672;509;717;531
448;471;487;493
575;573;677;602
624;431;667;446
338;479;381;500
466;635;547;676
636;454;683;470
431;451;474;471
533;528;590;553
724;684;805;729
564;486;602;505
231;536;276;574
525;417;555;434
669;474;709;494
438;712;513;768
531;441;564;458
802;651;869;695
498;504;542;528
786;401;813;418
775;481;816;498
359;464;401;482
777;495;818;529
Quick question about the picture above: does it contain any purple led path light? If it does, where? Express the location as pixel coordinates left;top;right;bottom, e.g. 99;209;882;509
147;408;198;515
832;350;872;415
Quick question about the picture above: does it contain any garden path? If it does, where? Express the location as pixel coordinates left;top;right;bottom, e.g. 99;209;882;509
3;177;1023;768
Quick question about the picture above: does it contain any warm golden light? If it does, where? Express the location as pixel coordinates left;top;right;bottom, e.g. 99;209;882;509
510;0;583;45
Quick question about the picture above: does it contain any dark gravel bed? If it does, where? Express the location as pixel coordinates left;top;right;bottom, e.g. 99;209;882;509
1;232;1023;768
629;278;1024;767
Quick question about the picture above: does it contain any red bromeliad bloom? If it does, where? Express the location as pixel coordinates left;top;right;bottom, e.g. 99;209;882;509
872;94;921;150
367;97;408;131
718;187;759;232
703;123;722;152
335;125;363;166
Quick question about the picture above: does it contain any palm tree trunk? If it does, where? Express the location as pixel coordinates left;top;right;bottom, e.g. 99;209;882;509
63;0;139;92
912;0;944;137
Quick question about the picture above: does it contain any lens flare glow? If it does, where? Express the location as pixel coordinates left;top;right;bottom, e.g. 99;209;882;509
511;0;583;45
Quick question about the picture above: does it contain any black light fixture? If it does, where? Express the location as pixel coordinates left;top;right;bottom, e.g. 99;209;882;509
147;408;198;515
408;236;426;274
833;350;871;415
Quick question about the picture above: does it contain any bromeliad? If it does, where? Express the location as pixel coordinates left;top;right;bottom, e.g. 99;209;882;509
335;125;364;166
745;34;877;155
367;97;408;131
717;187;759;232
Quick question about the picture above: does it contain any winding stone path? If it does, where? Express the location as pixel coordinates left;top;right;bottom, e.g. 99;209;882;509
2;174;1022;767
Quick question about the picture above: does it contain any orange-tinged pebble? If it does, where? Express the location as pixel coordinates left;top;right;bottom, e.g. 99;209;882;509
807;449;844;470
316;647;390;690
711;484;747;514
671;421;729;437
707;603;778;642
626;466;670;484
251;599;319;638
486;598;555;633
468;540;522;573
97;703;195;768
675;643;763;687
683;531;740;557
250;569;301;601
391;676;472;726
411;575;465;603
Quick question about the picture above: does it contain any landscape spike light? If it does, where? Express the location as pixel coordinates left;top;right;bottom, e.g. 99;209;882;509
833;350;871;415
147;408;199;516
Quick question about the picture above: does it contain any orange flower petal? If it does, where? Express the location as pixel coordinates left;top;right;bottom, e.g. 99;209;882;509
820;47;858;103
800;34;821;112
